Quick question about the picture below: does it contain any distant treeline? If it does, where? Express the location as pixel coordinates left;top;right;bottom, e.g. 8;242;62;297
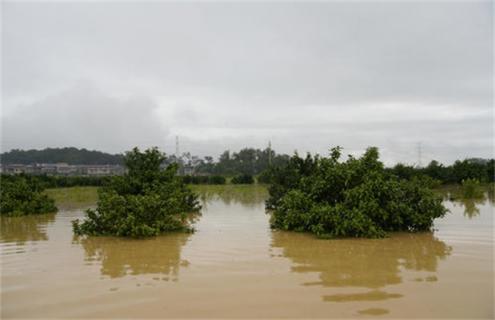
387;159;494;184
215;150;493;185
167;148;495;185
1;147;123;165
194;148;290;176
0;174;111;189
1;174;232;189
1;147;493;185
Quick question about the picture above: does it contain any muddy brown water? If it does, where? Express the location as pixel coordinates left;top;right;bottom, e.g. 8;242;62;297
1;186;493;318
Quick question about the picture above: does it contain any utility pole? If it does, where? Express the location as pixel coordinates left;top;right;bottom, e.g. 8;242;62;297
417;142;422;168
268;140;272;166
175;136;180;159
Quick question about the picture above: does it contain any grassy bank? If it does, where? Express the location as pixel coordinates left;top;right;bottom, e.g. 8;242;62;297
44;186;98;209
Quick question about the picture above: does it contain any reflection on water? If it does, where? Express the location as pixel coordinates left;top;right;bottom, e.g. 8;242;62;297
439;187;494;218
75;233;191;279
323;290;403;302
455;190;494;218
487;184;495;203
194;185;268;208
358;308;389;316
0;214;55;244
1;185;493;318
272;230;451;302
457;197;485;218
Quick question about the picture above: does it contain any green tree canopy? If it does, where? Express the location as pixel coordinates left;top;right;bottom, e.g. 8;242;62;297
0;174;57;216
267;147;447;238
72;147;200;237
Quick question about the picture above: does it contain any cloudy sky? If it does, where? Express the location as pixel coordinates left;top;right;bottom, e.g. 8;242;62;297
1;1;492;164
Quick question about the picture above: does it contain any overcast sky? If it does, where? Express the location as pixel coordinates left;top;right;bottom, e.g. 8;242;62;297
1;1;492;165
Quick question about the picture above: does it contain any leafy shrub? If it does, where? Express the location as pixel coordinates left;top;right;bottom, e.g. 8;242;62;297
231;174;254;184
267;147;447;238
461;178;484;199
0;174;58;216
181;175;198;184
72;147;201;238
40;175;111;188
208;175;226;185
257;170;273;184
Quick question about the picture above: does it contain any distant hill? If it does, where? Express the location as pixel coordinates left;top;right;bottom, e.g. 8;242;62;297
0;147;124;165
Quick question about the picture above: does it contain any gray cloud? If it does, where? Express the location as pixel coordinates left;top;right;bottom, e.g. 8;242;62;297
1;1;492;164
2;82;168;153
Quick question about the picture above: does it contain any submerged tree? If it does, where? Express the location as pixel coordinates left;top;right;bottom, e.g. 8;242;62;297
267;147;447;238
72;147;201;238
461;178;484;199
0;174;58;216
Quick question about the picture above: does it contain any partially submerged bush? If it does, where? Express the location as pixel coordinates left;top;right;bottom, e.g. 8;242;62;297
461;178;484;199
0;174;57;216
231;174;254;184
267;147;447;238
72;147;200;237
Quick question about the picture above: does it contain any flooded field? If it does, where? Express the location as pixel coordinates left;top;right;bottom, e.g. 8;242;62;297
1;185;493;318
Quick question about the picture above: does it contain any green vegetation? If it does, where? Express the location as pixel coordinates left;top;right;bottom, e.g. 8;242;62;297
195;147;493;185
267;147;447;238
461;179;484;199
0;174;110;190
389;159;494;184
72;147;200;238
231;174;255;184
0;174;58;216
3;146;492;187
45;187;98;209
193;148;289;176
33;175;110;188
256;169;273;184
181;175;226;185
1;147;123;165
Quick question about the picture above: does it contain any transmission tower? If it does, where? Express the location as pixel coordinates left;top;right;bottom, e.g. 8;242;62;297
268;140;272;166
417;142;422;168
175;136;180;159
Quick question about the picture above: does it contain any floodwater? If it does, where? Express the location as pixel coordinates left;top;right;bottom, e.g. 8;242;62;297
1;185;493;318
